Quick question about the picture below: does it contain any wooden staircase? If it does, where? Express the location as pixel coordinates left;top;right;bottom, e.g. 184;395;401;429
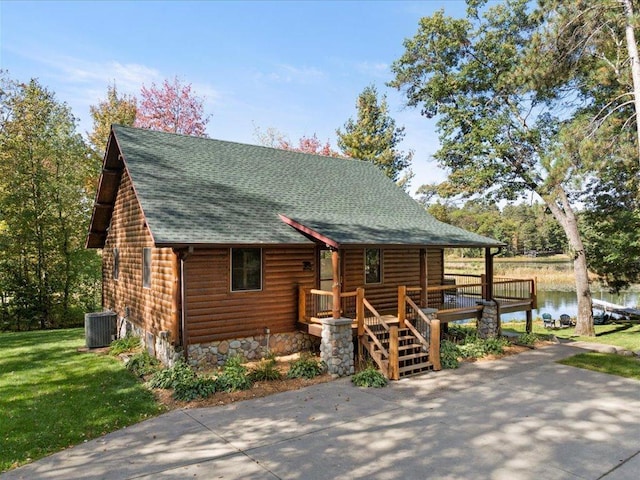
361;323;433;379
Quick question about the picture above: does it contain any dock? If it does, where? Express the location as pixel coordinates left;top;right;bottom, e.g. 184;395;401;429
592;299;640;318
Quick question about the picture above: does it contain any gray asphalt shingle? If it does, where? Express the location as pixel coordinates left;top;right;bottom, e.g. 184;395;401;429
113;125;503;248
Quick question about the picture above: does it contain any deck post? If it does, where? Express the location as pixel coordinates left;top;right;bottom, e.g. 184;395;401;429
397;285;406;328
331;249;341;319
356;287;365;337
484;247;494;301
526;310;532;334
420;248;427;308
389;325;399;380
430;318;441;371
298;287;307;323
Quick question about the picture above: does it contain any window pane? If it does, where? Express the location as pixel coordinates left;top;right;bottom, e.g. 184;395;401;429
365;249;381;284
143;248;151;288
113;248;119;280
232;248;262;291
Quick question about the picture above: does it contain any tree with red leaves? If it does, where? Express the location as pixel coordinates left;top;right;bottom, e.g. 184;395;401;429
135;76;210;137
254;126;341;157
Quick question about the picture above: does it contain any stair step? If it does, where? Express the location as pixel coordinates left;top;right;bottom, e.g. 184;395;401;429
399;352;430;362
399;362;433;375
398;343;424;352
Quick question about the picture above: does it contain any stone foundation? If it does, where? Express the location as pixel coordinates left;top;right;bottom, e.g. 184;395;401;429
320;317;354;377
117;317;182;366
187;331;319;368
477;300;500;338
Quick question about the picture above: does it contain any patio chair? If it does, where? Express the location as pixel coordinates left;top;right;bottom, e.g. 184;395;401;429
559;314;575;328
542;313;555;328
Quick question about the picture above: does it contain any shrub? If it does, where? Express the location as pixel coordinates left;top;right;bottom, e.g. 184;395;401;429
216;356;253;392
352;366;387;388
517;332;539;346
458;341;487;359
287;352;324;379
250;354;283;381
484;336;510;355
147;361;196;389
173;377;217;401
440;340;460;369
109;334;141;356
125;351;160;377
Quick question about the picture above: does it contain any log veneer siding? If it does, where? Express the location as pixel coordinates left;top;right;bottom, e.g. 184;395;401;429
343;248;422;314
184;247;316;345
102;171;179;343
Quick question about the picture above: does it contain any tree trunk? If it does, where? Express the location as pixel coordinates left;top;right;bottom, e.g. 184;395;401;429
622;0;640;164
545;188;595;336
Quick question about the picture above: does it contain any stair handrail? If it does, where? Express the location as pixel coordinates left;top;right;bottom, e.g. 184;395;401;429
362;298;390;358
401;287;442;371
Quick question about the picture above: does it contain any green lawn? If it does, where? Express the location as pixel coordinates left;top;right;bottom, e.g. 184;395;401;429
0;328;164;472
559;353;640;380
503;321;640;351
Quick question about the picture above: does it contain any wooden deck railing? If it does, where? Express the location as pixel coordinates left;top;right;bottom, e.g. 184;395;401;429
398;286;441;371
362;297;398;380
298;287;358;323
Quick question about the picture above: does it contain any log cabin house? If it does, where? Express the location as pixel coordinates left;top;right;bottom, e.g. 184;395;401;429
87;125;536;378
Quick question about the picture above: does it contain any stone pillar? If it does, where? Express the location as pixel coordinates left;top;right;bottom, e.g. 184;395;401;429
320;317;354;377
477;300;499;338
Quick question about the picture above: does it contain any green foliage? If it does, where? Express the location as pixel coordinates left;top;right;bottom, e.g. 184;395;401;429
0;328;163;471
125;351;160;378
215;356;253;392
336;84;413;189
517;332;539;346
173;376;217;401
559;353;640;381
249;354;283;381
287;352;324;379
109;334;141;356
147;361;196;389
0;72;101;331
352;366;387;388
440;340;460;369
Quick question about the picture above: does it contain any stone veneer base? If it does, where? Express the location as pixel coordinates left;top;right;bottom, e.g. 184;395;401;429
187;331;319;368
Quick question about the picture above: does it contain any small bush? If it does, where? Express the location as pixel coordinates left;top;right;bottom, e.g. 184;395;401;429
216;356;253;392
173;376;217;401
125;351;160;377
110;335;141;356
352;366;387;388
458;341;486;359
287;352;324;379
250;354;283;381
517;332;539;346
147;361;196;389
484;336;510;355
440;340;460;369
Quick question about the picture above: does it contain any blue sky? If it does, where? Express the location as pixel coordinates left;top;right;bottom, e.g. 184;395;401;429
1;0;472;194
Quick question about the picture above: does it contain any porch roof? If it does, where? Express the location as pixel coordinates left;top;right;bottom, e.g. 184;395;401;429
87;125;504;249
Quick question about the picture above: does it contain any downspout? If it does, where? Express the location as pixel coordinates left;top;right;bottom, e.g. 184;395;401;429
180;247;193;363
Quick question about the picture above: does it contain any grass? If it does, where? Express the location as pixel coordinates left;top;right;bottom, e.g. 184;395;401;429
559;353;640;380
0;328;164;472
503;320;640;351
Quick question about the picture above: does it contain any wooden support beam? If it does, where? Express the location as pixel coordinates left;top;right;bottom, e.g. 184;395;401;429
430;318;441;371
356;287;365;337
332;249;340;319
420;248;427;308
397;285;406;328
485;247;494;301
389;326;399;380
298;287;307;323
526;310;532;334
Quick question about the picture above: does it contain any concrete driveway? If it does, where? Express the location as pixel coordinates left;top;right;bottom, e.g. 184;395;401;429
3;343;640;479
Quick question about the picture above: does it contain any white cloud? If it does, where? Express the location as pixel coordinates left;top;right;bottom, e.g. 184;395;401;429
355;61;390;79
254;63;325;84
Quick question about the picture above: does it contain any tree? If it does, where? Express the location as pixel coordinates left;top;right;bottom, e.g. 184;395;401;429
88;83;137;162
337;85;414;189
254;125;341;156
0;74;99;329
389;1;602;334
136;76;210;136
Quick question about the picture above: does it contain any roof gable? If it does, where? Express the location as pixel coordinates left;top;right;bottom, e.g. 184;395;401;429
87;125;503;249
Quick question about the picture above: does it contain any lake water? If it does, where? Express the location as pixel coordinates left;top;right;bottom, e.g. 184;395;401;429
501;289;640;322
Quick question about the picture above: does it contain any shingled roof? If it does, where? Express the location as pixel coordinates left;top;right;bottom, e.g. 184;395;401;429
87;125;504;249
